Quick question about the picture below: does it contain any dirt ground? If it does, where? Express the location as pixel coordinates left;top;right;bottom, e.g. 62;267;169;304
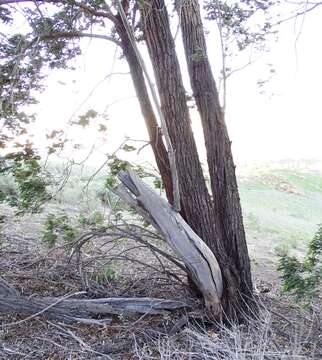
0;205;321;359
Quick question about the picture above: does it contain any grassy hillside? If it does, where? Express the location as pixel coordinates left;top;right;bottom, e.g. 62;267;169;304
238;160;322;273
1;159;321;268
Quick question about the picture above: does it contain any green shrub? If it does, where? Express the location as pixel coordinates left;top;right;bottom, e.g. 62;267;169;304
42;213;76;248
92;263;118;284
1;153;50;214
278;224;322;304
78;211;105;228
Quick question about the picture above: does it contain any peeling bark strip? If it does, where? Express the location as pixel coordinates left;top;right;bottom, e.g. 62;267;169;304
116;169;223;315
116;0;181;212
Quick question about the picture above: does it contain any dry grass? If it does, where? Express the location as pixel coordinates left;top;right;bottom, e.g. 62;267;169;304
134;302;321;359
0;204;321;359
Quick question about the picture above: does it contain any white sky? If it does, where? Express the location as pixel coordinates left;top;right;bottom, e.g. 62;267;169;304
25;2;322;166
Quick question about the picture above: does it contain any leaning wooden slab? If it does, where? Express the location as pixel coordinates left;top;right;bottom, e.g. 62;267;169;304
116;169;223;315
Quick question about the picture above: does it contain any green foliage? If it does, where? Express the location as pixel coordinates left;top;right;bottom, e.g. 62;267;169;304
137;0;147;10
205;0;278;89
153;178;163;190
0;149;50;214
108;155;130;176
46;129;67;155
0;31;41;147
105;174;117;188
92;263;118;284
278;224;322;304
104;155;130;189
0;1;88;147
205;0;277;51
78;211;105;228
134;164;150;178
98;123;108;132
104;154;162;195
42;213;76;248
122;144;137;152
102;153;166;225
72;109;98;127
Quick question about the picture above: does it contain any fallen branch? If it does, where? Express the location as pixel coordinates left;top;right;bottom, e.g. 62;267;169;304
0;289;191;326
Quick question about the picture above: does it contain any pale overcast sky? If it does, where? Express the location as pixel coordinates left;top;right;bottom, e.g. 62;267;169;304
26;1;322;166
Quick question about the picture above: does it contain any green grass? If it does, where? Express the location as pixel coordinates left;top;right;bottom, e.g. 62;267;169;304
272;169;322;193
239;160;322;254
2;158;321;258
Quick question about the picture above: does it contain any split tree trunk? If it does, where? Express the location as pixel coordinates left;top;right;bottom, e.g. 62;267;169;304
139;0;220;251
0;167;222;320
138;0;253;314
179;0;253;306
116;169;223;315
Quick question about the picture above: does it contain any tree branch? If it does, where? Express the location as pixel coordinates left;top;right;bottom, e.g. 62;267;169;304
274;2;322;26
114;0;181;212
38;31;121;46
0;0;117;22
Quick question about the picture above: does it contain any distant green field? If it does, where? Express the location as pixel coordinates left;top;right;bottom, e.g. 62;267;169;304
44;159;322;260
1;159;321;264
238;160;322;259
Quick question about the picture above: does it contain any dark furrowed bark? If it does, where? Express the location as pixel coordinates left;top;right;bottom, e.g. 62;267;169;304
139;0;220;252
179;0;253;309
115;15;174;204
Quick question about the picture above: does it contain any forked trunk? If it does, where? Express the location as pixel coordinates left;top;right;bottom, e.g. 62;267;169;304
139;0;253;315
139;0;220;251
179;0;253;306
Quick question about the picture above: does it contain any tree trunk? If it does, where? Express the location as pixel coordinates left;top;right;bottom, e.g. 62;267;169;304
136;0;253;315
179;0;253;305
139;0;220;253
114;16;174;204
